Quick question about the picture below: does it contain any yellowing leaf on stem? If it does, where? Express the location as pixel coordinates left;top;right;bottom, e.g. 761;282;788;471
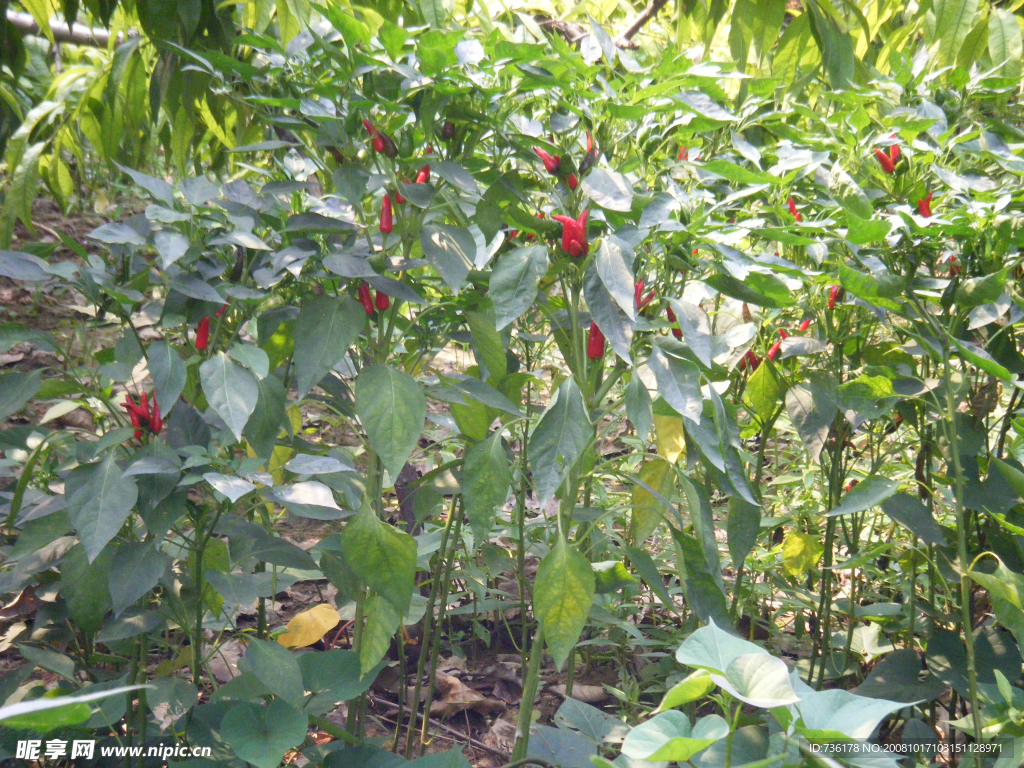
631;457;675;544
276;604;341;649
782;532;824;578
654;415;686;464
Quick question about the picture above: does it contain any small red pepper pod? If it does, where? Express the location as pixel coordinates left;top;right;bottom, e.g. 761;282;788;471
533;147;561;175
678;147;689;161
767;340;783;361
845;479;859;493
798;318;813;332
358;282;375;315
586;321;605;361
917;191;933;218
215;303;228;318
441;121;455;140
380;194;393;234
788;196;801;222
375;291;390;311
150;396;162;434
779;329;789;340
394;187;406;205
415;165;430;184
666;306;683;340
889;136;901;164
874;149;895;174
567;173;578;190
828;285;844;309
739;349;760;371
195;317;210;351
950;256;961;276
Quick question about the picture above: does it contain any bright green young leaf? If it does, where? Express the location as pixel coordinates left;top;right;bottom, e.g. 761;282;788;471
339;504;416;615
621;710;729;762
782;531;823;578
655;669;716;712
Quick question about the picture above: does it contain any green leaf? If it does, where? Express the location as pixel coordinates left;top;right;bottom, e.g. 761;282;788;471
462;431;513;543
621;711;729;762
299;649;380;703
147;341;186;416
989;10;1023;78
60;544;113;634
655;669;716;712
0;369;42;422
880;493;946;546
67;452;139;562
950;336;1012;381
583;260;634;361
675;619;766;674
490;245;548;330
221;699;308;768
705;271;795;308
528;377;593;507
581;168;634;211
108;542;171;617
630;457;674;544
293;296;364;399
666;299;713;369
359;593;401;676
340;504;417;615
700;159;777;185
825;476;900;517
649;347;703;425
594;236;636;320
199;352;259;441
727;496;760;569
534;537;596;670
745;360;783;421
838;261;905;311
793;688;906;741
593;561;637;593
465;311;506;381
710;653;800;707
0;685;147;732
828;163;872;219
115;163;175;207
625;373;652;441
929;0;980;70
354;365;426;480
421;225;475;293
957;270;1006;309
785;383;837;462
236;638;305;708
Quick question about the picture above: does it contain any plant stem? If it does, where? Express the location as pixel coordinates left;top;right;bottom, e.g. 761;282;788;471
511;622;545;761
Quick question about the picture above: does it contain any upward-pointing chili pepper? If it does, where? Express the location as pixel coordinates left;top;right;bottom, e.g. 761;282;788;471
375;291;390;311
874;149;895;174
828;285;844;308
358;282;374;315
533;147;561;175
788;197;801;222
580;132;597;175
195;317;210;351
739;349;760;371
568;173;579;190
380;194;393;234
587;322;605;360
150;396;162;434
551;210;589;257
918;191;933;218
678;147;689;161
415;165;430;184
394;187;407;205
950;256;961;276
888;135;901;164
634;281;656;315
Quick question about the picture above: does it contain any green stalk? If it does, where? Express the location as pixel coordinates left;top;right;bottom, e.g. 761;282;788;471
346;589;367;735
511;623;545;761
417;505;464;756
404;496;458;756
942;358;984;764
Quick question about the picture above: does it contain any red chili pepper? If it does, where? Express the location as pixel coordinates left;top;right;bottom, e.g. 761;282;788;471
509;229;519;240
215;303;228;318
828;285;843;309
358;282;374;315
395;187;407;205
779;329;789;340
798;318;813;332
375;291;390;311
551;210;589;258
666;306;683;340
788;197;801;222
917;191;933;218
568;173;578;190
889;136;901;164
845;479;859;493
195;317;210;351
415;165;430;184
380;194;393;234
150;396;162;433
533;147;561;175
586;321;605;360
874;149;895;174
634;282;655;315
425;147;433;155
363;119;386;154
692;248;699;255
678;147;688;161
950;256;961;276
441;121;455;139
739;349;760;371
580;132;597;175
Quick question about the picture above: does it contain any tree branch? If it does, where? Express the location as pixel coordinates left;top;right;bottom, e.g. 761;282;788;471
615;0;672;47
6;10;136;47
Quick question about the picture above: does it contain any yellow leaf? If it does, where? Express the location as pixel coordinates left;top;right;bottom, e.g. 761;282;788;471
782;532;824;579
630;457;675;544
654;415;687;464
276;604;341;649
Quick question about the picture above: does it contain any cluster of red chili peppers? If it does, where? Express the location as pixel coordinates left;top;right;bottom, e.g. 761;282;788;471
739;316;815;372
358;281;390;315
873;135;901;175
533;132;596;192
122;391;161;439
362;119;398;158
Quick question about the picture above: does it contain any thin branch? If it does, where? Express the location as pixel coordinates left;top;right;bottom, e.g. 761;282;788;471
6;10;136;47
615;0;671;47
